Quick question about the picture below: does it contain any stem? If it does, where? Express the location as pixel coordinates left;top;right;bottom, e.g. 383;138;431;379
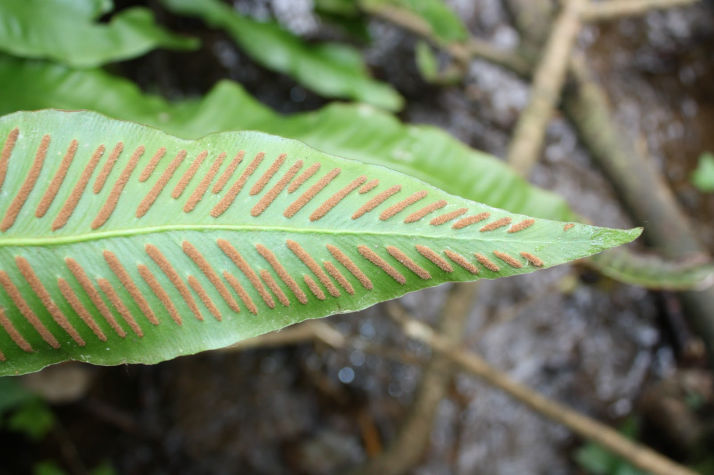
507;0;586;175
563;53;714;357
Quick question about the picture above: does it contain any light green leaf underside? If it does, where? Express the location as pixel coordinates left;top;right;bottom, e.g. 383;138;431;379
9;57;697;291
160;0;403;111
0;110;639;375
7;57;695;291
415;41;439;82
0;0;198;68
0;56;573;222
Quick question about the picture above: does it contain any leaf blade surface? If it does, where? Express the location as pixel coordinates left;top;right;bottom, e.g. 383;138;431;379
0;110;639;375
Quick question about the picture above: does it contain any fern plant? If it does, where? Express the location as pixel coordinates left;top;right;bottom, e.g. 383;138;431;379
0;0;649;376
0;110;639;375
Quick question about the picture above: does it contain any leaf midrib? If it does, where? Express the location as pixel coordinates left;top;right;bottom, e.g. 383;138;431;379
0;223;581;248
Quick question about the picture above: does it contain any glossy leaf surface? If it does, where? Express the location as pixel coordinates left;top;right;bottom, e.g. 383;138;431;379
0;0;198;67
160;0;403;110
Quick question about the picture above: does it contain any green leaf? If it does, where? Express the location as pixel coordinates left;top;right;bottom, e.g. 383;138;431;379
576;442;618;475
1;57;692;292
0;376;54;441
0;110;638;375
361;0;469;43
315;0;362;17
415;41;438;82
589;248;714;291
692;152;714;192
9;57;692;291
0;0;198;68
0;377;34;414
33;461;68;475
160;0;403;111
0;56;574;222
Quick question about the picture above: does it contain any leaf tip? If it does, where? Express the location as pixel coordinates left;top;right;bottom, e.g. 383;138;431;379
596;226;643;248
627;226;644;241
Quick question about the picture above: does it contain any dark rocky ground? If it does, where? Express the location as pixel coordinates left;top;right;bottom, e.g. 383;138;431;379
1;1;714;474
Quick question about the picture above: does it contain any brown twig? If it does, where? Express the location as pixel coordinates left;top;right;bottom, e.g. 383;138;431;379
581;0;701;22
503;0;559;53
507;0;586;175
391;311;697;475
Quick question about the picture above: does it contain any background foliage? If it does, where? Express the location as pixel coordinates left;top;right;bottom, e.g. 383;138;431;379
0;0;712;473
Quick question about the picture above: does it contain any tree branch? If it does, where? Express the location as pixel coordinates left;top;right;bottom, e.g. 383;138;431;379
581;0;701;22
502;0;714;364
390;310;697;475
507;0;586;175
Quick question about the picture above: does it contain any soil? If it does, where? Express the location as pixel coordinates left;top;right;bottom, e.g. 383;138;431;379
1;1;713;474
